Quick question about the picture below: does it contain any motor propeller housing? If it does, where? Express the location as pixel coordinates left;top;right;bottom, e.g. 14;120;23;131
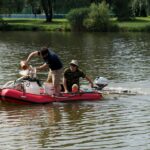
94;77;109;90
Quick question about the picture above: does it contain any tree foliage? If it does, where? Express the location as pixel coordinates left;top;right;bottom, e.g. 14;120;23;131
0;0;25;14
40;0;53;22
131;0;150;17
27;0;53;22
84;2;111;31
53;0;91;14
67;1;119;31
67;7;89;31
112;0;133;21
0;0;150;22
26;0;41;16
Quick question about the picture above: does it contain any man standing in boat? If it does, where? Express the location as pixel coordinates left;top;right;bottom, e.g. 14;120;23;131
24;47;63;96
63;60;93;93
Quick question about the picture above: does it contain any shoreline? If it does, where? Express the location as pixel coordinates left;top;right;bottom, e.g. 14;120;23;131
1;17;150;32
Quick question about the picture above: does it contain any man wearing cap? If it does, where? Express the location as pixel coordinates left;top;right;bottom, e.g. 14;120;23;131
63;60;93;93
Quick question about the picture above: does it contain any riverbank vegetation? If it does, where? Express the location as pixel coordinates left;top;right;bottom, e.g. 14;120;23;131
1;17;150;32
0;18;69;31
67;2;119;32
1;0;150;32
116;17;150;32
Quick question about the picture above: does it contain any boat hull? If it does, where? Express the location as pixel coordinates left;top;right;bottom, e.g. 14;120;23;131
0;89;102;104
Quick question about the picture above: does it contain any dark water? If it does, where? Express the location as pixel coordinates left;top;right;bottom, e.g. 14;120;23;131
0;31;150;149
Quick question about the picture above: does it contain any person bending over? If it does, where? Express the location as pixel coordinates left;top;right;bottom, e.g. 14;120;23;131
25;47;63;96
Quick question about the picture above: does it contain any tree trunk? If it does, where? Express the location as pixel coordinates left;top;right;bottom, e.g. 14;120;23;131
41;0;53;22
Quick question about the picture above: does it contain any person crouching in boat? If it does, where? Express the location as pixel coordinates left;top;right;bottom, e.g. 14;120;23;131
63;60;93;93
24;47;63;96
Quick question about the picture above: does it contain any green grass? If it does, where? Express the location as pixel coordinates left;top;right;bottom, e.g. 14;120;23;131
1;18;70;31
113;17;150;32
1;17;150;32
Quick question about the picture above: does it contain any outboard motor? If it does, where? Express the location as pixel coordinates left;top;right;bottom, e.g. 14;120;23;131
94;77;109;90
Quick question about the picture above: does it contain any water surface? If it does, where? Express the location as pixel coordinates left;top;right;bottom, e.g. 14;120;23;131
0;31;150;149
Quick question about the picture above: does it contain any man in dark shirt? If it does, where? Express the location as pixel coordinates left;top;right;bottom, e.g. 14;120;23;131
25;47;63;96
63;60;93;92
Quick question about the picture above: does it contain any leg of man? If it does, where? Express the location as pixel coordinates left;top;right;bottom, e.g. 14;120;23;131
51;68;63;96
47;70;52;83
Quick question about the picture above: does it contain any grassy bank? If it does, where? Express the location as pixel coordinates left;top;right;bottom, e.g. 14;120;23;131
1;17;150;32
0;18;70;31
116;17;150;32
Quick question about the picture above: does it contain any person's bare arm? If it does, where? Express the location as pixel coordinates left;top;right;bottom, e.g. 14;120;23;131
36;63;48;71
26;51;39;63
85;76;94;88
63;77;68;93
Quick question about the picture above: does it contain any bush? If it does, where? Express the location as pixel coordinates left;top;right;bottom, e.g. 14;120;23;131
67;1;119;32
84;2;111;31
66;7;89;31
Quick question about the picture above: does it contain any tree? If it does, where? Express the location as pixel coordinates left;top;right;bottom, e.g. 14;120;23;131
0;0;53;22
41;0;53;22
131;0;150;17
90;0;99;4
53;0;91;14
27;0;53;21
27;0;41;18
112;0;133;21
0;0;25;15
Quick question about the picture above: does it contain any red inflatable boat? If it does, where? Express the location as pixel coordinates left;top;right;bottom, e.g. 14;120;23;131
0;88;102;104
0;74;108;104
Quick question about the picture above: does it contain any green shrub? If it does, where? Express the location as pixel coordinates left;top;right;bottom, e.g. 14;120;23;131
66;7;89;31
67;1;119;32
84;2;111;31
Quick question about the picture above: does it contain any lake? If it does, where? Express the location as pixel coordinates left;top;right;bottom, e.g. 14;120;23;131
0;31;150;149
